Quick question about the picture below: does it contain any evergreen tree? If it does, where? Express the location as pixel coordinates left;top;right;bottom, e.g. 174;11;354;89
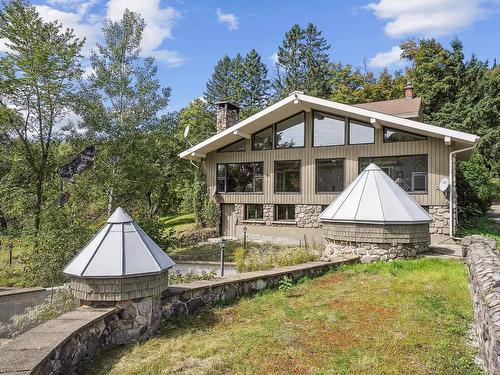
242;49;270;115
274;24;305;98
204;55;235;105
302;23;331;97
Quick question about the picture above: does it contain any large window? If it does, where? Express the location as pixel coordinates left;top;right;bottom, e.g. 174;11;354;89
349;120;374;144
275;113;305;148
383;127;427;143
316;159;344;192
217;162;263;193
218;139;246;152
275;160;301;192
252;113;305;150
359;155;428;192
313;111;345;147
275;205;295;221
245;204;263;220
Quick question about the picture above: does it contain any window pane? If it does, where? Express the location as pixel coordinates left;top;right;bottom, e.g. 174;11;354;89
313;111;345;146
252;126;273;150
275;161;300;192
383;128;427;142
358;155;428;192
246;204;263;219
276;205;295;221
219;139;246;152
218;162;263;193
316;159;344;192
275;113;305;148
349;120;374;144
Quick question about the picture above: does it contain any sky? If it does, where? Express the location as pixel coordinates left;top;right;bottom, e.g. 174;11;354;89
3;0;500;111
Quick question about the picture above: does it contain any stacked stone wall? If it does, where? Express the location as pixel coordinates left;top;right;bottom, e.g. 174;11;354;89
464;235;499;374
427;205;450;235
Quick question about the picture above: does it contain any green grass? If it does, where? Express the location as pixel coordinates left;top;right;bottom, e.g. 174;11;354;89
159;213;196;232
86;258;481;375
0;235;32;287
457;215;500;245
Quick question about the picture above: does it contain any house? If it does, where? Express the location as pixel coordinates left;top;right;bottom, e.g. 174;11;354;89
179;87;478;244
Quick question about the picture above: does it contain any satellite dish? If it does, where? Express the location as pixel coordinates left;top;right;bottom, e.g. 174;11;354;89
183;126;190;139
439;177;450;192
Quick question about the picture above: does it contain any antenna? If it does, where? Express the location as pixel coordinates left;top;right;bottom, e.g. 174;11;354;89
184;126;193;147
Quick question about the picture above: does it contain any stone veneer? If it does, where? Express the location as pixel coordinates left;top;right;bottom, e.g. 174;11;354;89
464;235;499;374
427;205;450;235
69;271;169;302
0;257;359;375
322;222;430;263
235;203;322;228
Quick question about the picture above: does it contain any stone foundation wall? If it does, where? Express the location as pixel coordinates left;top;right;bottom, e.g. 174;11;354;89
427;205;450;235
235;203;322;228
70;271;169;302
464;235;499;374
322;222;430;263
295;205;322;228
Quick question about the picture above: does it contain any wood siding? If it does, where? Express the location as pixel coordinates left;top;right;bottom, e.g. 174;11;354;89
205;111;452;207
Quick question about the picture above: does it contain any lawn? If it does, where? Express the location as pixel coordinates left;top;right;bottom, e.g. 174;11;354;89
86;258;481;375
159;213;196;232
457;216;500;245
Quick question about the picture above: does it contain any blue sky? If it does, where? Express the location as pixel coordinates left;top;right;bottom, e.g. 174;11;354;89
7;0;500;111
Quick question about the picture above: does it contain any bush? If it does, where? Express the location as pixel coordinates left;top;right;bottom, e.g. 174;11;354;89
168;269;218;285
457;154;496;222
236;247;317;273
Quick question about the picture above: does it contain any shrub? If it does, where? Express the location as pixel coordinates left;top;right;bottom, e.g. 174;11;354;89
457;154;495;222
236;247;317;273
278;276;293;293
168;269;218;285
234;246;246;272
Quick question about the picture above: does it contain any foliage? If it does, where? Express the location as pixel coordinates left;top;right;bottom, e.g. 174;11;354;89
85;258;480;375
234;246;246;271
277;276;293;293
457;216;500;245
235;247;317;272
168;269;218;285
456;154;496;220
0;285;76;338
0;0;84;239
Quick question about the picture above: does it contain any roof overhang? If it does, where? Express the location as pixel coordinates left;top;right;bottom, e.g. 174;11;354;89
179;92;479;160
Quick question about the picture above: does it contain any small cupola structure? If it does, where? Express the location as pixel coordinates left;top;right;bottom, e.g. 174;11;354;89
320;163;432;263
64;207;175;303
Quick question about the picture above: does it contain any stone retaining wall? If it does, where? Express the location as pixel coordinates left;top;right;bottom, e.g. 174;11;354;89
0;257;358;375
464;235;499;374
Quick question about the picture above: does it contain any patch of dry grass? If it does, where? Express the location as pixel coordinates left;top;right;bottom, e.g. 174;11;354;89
86;258;481;375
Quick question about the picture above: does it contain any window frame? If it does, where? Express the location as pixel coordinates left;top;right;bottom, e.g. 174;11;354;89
274;204;296;222
245;204;264;220
216;162;264;194
358;154;428;193
348;119;375;145
312;110;347;148
274;160;301;194
251;112;306;151
315;158;345;193
382;127;427;143
217;138;246;153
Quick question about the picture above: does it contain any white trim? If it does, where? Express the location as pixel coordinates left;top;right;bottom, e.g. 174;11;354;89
233;130;251;139
179;92;479;159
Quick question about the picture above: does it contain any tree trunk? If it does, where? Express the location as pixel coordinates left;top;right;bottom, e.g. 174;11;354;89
33;173;44;248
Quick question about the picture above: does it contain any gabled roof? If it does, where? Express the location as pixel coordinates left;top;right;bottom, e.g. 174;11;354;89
354;97;422;119
179;92;478;160
319;163;432;224
64;207;175;278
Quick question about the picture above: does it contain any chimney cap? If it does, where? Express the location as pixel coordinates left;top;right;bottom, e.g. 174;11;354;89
215;101;240;110
404;81;414;89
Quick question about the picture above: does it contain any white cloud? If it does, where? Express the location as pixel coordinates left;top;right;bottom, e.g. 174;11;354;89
365;0;491;37
106;0;185;67
216;8;239;31
368;45;403;68
270;52;279;64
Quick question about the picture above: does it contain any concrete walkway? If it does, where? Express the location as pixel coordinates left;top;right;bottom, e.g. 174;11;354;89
426;234;463;259
487;198;500;228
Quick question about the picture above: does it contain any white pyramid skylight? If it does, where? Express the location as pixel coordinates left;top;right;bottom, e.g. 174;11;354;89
64;207;175;278
319;163;432;224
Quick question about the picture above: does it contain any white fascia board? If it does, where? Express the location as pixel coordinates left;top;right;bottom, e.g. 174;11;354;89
298;93;479;144
178;95;296;159
179;93;479;159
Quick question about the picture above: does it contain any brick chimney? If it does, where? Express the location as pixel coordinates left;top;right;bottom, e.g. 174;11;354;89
216;101;240;133
404;81;414;99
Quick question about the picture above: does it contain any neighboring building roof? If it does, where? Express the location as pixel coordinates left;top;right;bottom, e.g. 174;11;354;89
64;207;175;278
353;97;422;119
179;92;479;160
319;163;432;224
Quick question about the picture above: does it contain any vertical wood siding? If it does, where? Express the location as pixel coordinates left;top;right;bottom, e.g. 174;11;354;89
205;111;452;206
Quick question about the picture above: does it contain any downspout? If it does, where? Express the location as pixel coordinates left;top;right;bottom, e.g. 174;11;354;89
448;145;476;238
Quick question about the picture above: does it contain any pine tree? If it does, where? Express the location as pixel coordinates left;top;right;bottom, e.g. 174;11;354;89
204;55;236;105
302;23;331;97
242;49;270;114
274;24;305;98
